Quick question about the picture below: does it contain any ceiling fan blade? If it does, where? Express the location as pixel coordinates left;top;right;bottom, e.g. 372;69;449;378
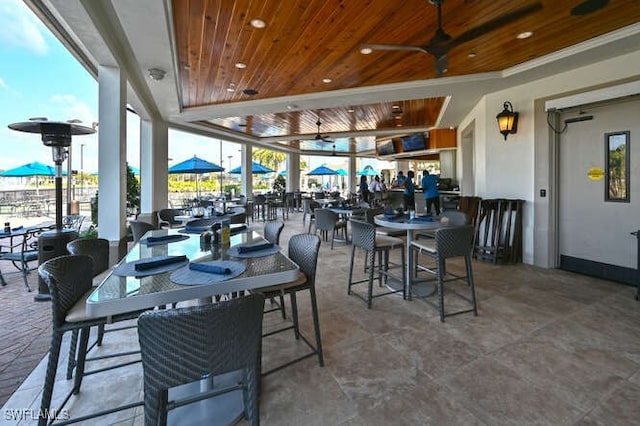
362;44;427;53
449;2;543;49
435;55;448;77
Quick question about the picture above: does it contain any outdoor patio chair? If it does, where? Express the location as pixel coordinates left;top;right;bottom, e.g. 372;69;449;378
62;215;84;232
263;220;286;319
301;198;319;232
253;233;323;375
364;207;405;237
416;210;468;241
38;255;142;426
348;219;406;308
66;238;130;380
252;195;267;222
229;211;247;225
410;225;478;322
0;228;40;291
137;294;265;426
129;220;156;242
157;208;183;229
313;208;347;249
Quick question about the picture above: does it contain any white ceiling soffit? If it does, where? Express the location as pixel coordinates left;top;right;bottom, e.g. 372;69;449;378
545;80;640;111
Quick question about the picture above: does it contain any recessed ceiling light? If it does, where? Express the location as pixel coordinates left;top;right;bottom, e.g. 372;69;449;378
226;87;235;92
360;47;372;55
286;104;298;110
467;52;477;58
235;62;247;69
322;78;332;84
250;18;266;29
347;108;355;113
516;31;533;40
392;105;400;109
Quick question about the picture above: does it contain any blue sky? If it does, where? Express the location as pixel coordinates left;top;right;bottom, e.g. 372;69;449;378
0;0;380;178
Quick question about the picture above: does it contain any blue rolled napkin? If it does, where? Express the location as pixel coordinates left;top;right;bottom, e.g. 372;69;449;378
237;242;274;254
146;234;185;244
189;262;231;274
11;226;23;231
412;215;433;222
185;225;210;233
230;224;248;235
134;255;188;271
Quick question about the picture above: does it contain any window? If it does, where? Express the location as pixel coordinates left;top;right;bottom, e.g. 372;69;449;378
605;131;629;202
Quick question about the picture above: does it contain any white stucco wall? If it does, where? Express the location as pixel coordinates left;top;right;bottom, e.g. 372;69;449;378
458;49;640;266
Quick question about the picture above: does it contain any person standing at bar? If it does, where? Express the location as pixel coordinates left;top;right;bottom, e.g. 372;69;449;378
421;169;440;215
403;170;415;211
391;170;406;189
358;174;370;204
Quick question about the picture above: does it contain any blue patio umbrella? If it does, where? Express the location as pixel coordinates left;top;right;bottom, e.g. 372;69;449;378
228;161;275;174
308;165;338;190
0;161;58;177
357;166;377;176
307;165;338;176
335;168;348;190
0;161;66;194
168;155;224;196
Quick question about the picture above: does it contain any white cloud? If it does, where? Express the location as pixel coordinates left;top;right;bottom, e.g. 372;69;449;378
49;94;97;124
0;77;7;89
0;0;48;55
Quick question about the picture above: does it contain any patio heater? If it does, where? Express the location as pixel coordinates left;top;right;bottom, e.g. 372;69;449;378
8;120;95;301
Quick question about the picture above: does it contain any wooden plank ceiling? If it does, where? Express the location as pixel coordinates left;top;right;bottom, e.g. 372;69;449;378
172;0;640;149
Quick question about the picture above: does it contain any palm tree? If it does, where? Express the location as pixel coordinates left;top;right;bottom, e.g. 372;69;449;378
253;149;286;172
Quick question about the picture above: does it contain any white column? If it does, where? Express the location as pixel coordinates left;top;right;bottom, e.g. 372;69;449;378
348;154;357;194
140;118;168;222
241;144;253;197
97;65;127;259
287;152;300;192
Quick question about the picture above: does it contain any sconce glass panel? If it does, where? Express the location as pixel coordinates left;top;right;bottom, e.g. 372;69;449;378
605;131;629;202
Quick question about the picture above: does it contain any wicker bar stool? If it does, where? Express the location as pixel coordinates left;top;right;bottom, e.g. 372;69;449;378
411;225;478;322
37;255;142;426
137;294;265;426
348;219;406;308
253;233;324;375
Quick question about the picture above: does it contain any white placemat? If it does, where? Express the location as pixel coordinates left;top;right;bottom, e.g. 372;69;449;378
113;255;189;277
227;243;281;258
170;260;246;285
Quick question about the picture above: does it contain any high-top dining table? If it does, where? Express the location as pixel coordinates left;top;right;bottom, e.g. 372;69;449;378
374;214;451;299
86;228;299;317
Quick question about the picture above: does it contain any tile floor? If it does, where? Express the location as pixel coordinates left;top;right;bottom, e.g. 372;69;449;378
1;211;640;425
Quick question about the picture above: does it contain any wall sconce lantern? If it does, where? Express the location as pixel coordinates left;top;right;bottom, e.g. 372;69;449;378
496;101;519;140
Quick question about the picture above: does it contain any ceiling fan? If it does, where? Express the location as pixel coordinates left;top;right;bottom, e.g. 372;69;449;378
314;116;333;143
361;0;543;76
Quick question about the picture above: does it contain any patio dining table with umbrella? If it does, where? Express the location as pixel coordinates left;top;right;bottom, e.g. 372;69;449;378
168;155;224;197
307;165;338;192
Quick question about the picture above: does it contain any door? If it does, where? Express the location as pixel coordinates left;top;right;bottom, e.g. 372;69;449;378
460;124;475;196
558;98;640;283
